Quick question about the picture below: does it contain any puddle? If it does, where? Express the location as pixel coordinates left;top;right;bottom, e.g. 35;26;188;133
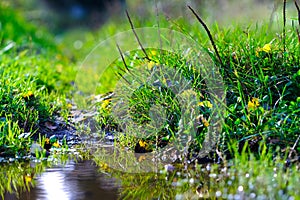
1;156;299;200
1;160;120;200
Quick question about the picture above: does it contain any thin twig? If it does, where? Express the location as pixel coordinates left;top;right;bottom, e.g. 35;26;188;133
295;0;300;43
116;43;131;73
125;10;151;61
115;71;131;85
288;134;300;159
295;0;300;26
283;0;287;53
188;5;223;66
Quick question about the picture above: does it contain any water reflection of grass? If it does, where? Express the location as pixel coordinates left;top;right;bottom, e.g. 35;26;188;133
0;161;46;199
93;148;300;199
0;151;78;199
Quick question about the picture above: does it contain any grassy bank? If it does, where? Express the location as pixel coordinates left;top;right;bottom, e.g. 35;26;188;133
0;2;76;157
1;0;299;170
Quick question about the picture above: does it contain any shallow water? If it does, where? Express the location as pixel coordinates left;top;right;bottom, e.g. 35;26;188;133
2;160;120;200
1;156;299;200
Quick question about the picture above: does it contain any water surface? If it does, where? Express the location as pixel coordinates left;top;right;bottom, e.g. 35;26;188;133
2;160;120;200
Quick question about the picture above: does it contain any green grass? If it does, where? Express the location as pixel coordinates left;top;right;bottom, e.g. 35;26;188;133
0;0;300;199
0;2;76;157
88;3;300;198
0;161;45;199
85;7;300;198
94;16;300;156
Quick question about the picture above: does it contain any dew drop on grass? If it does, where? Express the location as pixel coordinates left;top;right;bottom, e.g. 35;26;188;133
189;178;194;184
216;191;222;197
206;164;211;171
209;173;217;178
249;193;256;199
238;185;243;192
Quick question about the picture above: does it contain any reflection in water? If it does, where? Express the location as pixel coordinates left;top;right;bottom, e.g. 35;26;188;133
3;160;120;200
31;160;119;200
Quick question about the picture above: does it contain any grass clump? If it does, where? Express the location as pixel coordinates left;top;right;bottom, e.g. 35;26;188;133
92;3;300;163
0;3;75;157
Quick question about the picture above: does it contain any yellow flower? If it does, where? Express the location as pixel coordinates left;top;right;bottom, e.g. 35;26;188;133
197;115;210;127
198;100;213;108
256;43;272;56
45;138;50;144
101;99;110;109
139;140;147;148
24;174;32;183
203;120;210;127
262;44;271;53
138;155;146;162
150;50;157;56
22;91;34;98
100;162;109;170
248;97;260;111
147;61;156;70
67;103;73;109
52;141;60;148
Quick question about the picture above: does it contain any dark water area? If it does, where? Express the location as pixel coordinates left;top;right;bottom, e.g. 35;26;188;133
2;160;120;200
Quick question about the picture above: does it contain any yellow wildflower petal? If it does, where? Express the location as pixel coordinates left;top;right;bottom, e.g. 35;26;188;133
139;140;146;148
255;48;260;56
23;91;34;98
204;100;213;108
138;155;146;162
248;101;255;110
24;175;32;183
147;61;155;70
45;138;50;144
150;50;157;56
52;141;60;148
101;99;110;109
252;97;260;107
262;44;271;53
248;97;260;111
100;163;108;170
67;103;73;109
198;102;204;107
198;101;213;108
203;120;210;127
